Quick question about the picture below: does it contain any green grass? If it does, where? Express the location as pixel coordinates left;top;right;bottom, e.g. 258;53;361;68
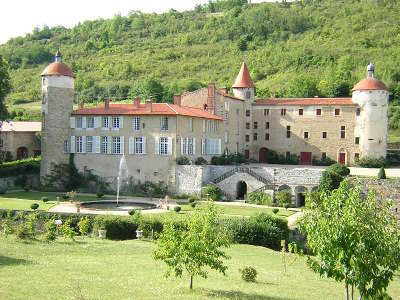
389;128;400;144
0;237;398;299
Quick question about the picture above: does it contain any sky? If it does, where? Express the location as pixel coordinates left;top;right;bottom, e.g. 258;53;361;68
0;0;272;45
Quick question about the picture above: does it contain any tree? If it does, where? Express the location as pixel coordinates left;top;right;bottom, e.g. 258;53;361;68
378;167;386;179
299;180;400;300
153;201;231;289
0;55;11;119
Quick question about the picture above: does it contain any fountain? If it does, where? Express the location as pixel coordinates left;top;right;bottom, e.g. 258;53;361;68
116;154;129;207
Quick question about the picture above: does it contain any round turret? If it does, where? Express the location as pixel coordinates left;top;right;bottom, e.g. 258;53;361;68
232;62;255;101
352;63;389;159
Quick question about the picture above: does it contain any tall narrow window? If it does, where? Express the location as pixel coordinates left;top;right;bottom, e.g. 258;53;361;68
76;136;83;153
133;117;140;131
63;140;68;153
245;110;250;117
286;126;291;138
87;117;94;129
335;108;340;116
135;137;144;154
76;117;83;129
101;136;108;154
265;133;270;141
299;109;303;116
246;123;250;130
253;122;258;129
266;122;269;129
354;153;360;161
245;135;250;142
316;108;321;116
112;136;121;154
160;137;168;155
340;126;346;139
356;108;361;116
355;137;360;145
286;152;290;160
281;108;286;116
112;116;120;129
86;136;93;153
322;132;327;139
161;117;168;131
103;116;109;128
253;133;258;141
304;132;309;139
322;152;327;161
189;118;193;132
187;138;194;155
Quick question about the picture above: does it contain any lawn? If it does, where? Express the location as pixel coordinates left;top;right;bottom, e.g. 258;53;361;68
0;237;399;300
389;128;400;144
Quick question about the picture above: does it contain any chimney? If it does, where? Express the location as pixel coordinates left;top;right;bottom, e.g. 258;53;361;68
207;83;215;114
79;102;84;109
145;99;152;112
105;99;110;109
173;94;182;106
133;98;140;108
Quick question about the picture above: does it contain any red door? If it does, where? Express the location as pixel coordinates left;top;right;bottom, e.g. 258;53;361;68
300;152;312;165
339;153;346;165
259;148;268;163
245;149;250;159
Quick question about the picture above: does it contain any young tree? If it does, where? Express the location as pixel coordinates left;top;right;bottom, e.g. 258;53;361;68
153;201;231;289
299;180;400;300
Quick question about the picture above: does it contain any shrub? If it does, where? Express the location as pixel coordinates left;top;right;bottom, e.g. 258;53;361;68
128;209;136;216
41;197;49;203
240;266;257;282
202;184;222;201
247;191;273;206
30;203;39;210
312;156;336;166
356;156;387;168
190;202;196;208
93;215;139;240
319;171;343;192
14;174;28;187
210;153;247;165
195;157;208;165
188;195;198;203
326;163;350;176
78;217;91;236
96;191;104;198
16;223;34;240
272;208;279;214
62;220;76;240
176;156;190;165
223;213;289;250
24;186;30;192
265;149;299;165
174;206;181;213
275;190;292;207
44;219;57;241
283;203;290;209
378;167;386;179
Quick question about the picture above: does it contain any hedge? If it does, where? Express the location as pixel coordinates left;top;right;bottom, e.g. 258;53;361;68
0;157;40;178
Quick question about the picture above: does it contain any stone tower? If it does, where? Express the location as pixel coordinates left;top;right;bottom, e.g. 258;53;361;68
352;63;389;159
40;50;74;178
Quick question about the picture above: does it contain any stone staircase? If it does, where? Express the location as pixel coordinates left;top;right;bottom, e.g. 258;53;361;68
213;166;271;185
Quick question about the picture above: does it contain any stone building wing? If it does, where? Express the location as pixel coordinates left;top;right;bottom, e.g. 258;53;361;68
254;97;356;106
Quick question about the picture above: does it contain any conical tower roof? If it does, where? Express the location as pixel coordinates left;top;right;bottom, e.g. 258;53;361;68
232;62;255;88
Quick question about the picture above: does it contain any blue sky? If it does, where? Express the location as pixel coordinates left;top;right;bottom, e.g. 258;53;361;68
0;0;271;44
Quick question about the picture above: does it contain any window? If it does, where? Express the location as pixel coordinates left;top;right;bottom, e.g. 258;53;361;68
245;90;251;99
133;117;140;131
160;137;168;155
206;138;221;155
112;136;122;154
355;137;360;145
101;136;108;154
236;108;239;116
264;109;269;116
187;138;194;155
181;137;187;155
322;152;327;161
224;131;229;144
63;140;68;153
189;118;193;132
76;117;83;129
245;135;250;142
42;112;45;130
266;122;269;129
103;116;109;129
112;116;121;129
76;136;83;153
304;132;309;139
286;152;290;160
356;108;361;116
299;109;303;116
135;137;144;154
286;126;291;138
253;133;258;141
354;153;360;161
86;136;93;153
246;110;250;117
281;108;286;116
253;122;258;129
206;120;219;132
42;95;46;104
316;108;321;116
87;117;94;129
322;132;327;139
265;133;270;141
246;122;250;130
335;108;340;116
161;117;168;131
340;126;346;139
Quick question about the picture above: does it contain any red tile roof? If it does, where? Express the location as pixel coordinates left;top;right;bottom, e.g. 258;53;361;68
41;62;74;78
352;77;388;91
0;121;41;132
254;98;355;106
216;90;244;101
232;62;255;88
72;103;223;120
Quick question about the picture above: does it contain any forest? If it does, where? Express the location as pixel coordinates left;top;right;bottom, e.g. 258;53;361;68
0;0;400;136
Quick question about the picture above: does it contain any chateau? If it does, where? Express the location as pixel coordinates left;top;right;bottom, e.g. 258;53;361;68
40;51;389;192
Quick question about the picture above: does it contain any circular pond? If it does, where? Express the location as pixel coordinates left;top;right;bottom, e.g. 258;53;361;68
80;200;157;211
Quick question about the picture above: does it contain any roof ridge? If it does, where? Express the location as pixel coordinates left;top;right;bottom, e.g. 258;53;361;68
166;103;178;115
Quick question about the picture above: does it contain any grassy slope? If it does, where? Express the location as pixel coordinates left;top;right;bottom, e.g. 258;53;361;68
0;237;399;299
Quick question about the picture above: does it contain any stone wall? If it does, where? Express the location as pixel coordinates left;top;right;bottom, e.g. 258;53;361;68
0;174;40;190
175;165;204;195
